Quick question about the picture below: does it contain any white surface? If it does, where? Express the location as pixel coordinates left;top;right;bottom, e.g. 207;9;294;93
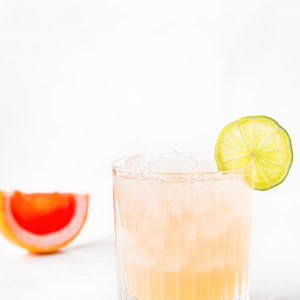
0;237;117;300
0;235;299;300
0;0;300;298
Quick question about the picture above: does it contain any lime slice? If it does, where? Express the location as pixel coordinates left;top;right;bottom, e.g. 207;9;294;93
215;116;293;190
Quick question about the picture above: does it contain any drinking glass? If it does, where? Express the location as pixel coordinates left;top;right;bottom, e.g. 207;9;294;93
113;153;253;300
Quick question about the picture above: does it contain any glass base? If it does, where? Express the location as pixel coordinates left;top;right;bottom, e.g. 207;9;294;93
120;291;249;300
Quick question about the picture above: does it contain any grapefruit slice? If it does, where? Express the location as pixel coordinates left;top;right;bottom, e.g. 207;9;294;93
0;191;89;253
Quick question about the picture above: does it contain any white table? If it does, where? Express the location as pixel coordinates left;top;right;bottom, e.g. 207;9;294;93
1;235;299;300
0;237;116;300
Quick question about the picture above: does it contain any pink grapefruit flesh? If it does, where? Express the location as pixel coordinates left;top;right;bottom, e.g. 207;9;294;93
11;192;76;235
0;191;89;253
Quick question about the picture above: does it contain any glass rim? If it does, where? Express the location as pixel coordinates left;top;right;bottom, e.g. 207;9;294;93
112;152;254;177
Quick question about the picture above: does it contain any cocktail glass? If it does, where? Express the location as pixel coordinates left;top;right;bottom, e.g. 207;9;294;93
113;153;253;300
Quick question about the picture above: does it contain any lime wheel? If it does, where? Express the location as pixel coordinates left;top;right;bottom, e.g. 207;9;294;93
215;116;293;190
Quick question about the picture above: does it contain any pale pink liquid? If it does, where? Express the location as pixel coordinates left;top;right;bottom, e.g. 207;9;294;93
113;157;252;300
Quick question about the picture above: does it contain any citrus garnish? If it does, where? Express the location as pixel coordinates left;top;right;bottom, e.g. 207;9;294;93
215;116;293;190
0;191;89;253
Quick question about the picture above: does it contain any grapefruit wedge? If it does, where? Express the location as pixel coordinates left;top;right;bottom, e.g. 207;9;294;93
0;191;89;253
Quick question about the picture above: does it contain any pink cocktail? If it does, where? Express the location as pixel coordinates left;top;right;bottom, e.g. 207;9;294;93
113;153;253;300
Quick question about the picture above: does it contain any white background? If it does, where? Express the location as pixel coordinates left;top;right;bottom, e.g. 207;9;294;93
0;0;300;299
